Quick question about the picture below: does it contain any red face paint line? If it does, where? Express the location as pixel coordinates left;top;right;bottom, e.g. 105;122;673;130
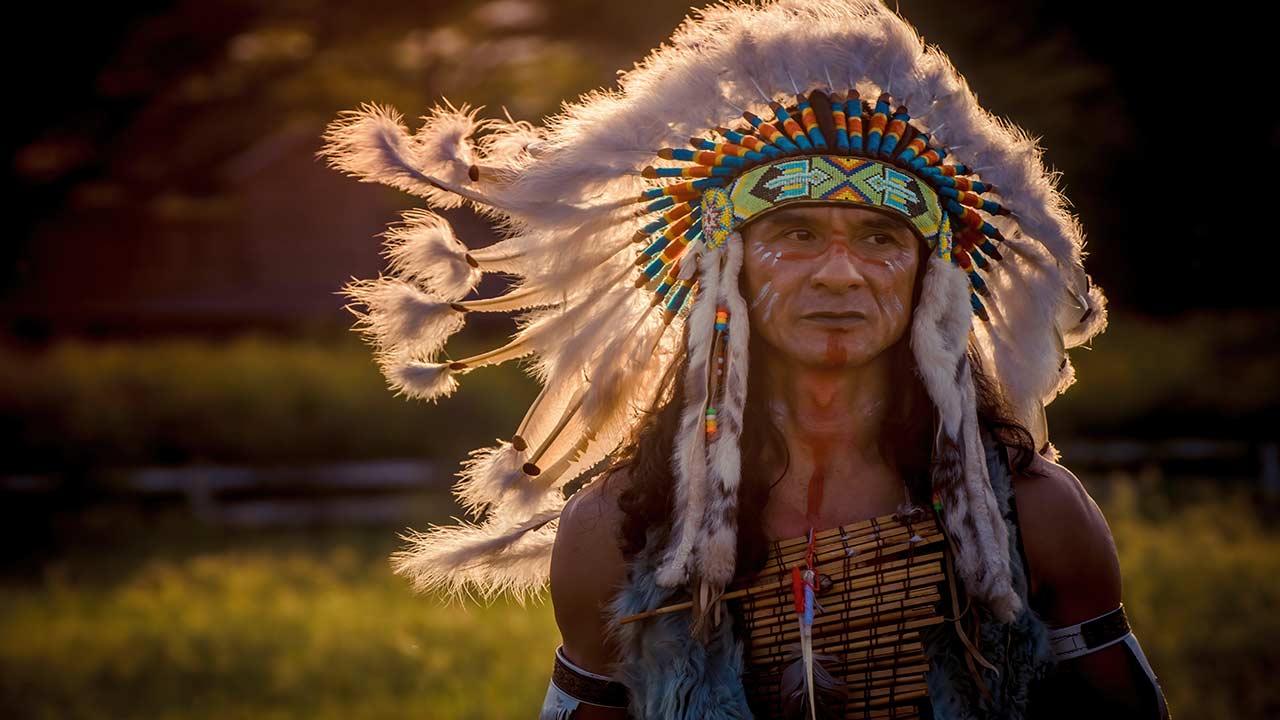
823;331;847;366
807;371;839;412
804;435;830;526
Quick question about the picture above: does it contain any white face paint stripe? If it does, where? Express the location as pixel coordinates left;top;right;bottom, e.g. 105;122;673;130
762;292;780;322
751;280;774;308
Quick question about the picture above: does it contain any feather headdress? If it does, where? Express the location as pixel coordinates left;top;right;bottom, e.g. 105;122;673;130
320;0;1106;625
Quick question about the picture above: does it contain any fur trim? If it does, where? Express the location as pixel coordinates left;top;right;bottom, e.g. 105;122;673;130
911;254;1019;622
657;246;722;588
698;232;750;589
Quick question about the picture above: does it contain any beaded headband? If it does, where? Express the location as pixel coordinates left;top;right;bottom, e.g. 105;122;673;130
636;89;1011;320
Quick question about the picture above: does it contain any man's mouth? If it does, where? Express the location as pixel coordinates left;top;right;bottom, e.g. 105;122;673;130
801;311;866;326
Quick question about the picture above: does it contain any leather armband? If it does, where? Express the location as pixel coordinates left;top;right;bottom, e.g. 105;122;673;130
1046;603;1132;661
538;645;629;719
1047;603;1170;719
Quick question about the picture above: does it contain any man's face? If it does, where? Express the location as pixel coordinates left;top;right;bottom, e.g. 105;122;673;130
740;204;922;369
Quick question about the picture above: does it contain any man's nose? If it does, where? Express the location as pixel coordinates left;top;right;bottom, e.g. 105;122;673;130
810;239;865;292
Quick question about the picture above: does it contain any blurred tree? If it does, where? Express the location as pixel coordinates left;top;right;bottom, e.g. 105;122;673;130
5;0;1274;338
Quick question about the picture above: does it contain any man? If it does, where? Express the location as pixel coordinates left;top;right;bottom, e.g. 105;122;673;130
319;1;1169;717
550;202;1168;718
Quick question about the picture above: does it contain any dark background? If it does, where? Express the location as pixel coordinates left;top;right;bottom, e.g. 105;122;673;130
1;3;1276;719
5;1;1273;336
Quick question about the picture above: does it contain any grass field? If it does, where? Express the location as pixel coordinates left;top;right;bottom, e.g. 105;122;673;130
1;516;561;720
1;313;1276;717
3;479;1278;719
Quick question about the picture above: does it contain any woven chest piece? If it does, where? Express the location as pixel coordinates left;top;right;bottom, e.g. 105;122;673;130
733;507;947;719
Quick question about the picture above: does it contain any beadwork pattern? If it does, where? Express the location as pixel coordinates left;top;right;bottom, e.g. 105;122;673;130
638;89;1013;321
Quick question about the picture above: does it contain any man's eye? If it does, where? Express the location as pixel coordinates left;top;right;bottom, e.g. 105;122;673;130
866;233;893;246
783;229;816;243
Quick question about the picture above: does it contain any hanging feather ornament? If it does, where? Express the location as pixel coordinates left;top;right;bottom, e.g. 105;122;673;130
780;647;847;720
320;0;1108;614
780;552;846;720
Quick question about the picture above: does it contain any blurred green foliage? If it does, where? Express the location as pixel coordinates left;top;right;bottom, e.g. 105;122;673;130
0;522;559;720
1047;310;1278;439
1105;480;1280;719
2;310;1275;473
1;480;1275;719
0;332;537;472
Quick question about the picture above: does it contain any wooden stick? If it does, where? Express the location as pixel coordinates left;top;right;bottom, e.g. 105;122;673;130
747;622;940;666
865;707;922;720
748;622;929;664
744;583;943;628
747;548;947;599
767;534;945;577
735;568;944;618
845;684;930;710
730;562;944;620
770;514;931;548
741;588;942;634
747;634;923;670
827;651;930;676
764;536;945;584
748;683;930;713
747;605;942;656
766;523;942;567
752;661;931;689
837;662;931;684
620;552;944;624
620;558;940;625
768;511;940;553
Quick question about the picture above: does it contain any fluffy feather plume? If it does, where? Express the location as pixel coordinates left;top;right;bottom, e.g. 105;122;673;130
413;101;486;189
342;277;464;360
453;440;527;518
382;209;481;301
328;0;1108;604
390;501;563;604
392;317;680;599
378;355;460;402
781;647;846;720
451;299;674;524
319;102;496;210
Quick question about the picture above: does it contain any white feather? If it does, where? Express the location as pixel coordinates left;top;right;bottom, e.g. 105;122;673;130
319;103;492;211
390;502;562;604
330;0;1110;602
342;277;464;360
379;356;459;402
454;440;527;518
382;209;481;301
412;101;487;190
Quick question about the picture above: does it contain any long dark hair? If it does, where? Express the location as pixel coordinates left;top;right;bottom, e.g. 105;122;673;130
601;239;1040;578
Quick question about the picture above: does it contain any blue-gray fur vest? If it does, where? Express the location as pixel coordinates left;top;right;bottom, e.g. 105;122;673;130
605;430;1055;719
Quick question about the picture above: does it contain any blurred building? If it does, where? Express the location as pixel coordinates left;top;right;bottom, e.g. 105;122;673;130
6;123;496;337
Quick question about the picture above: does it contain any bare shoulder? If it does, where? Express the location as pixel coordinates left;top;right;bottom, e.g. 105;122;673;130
1011;453;1123;626
550;466;633;673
